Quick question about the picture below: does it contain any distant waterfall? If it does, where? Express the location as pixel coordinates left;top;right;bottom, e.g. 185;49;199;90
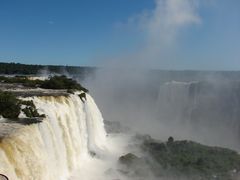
156;80;240;149
157;81;195;125
0;93;107;180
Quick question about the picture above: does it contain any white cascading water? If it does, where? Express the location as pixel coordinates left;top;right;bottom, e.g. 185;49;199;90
157;81;195;125
0;93;107;180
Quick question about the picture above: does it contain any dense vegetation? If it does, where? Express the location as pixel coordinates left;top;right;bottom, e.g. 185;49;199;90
40;75;88;92
21;100;45;118
0;75;88;92
0;91;21;118
0;76;43;87
0;62;95;78
119;136;240;180
0;91;45;119
0;75;88;119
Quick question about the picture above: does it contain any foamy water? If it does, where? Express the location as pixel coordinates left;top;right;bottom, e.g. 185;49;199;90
0;93;109;180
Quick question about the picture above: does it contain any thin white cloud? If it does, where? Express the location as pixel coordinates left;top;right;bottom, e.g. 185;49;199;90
48;21;54;25
147;0;201;44
112;0;202;68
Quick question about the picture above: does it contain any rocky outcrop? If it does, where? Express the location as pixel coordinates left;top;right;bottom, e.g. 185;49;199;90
118;135;240;180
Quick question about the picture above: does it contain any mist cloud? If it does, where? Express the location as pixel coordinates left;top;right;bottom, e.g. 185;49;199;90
112;0;201;68
146;0;200;44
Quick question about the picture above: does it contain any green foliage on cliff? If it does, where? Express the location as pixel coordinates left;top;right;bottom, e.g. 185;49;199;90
40;75;88;92
0;91;45;119
21;100;45;118
0;75;88;92
0;75;88;119
119;135;240;179
0;91;21;118
0;76;42;88
143;139;240;177
147;138;240;179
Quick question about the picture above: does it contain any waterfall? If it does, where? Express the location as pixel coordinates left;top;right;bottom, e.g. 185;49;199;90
0;93;107;180
156;80;240;149
157;81;195;125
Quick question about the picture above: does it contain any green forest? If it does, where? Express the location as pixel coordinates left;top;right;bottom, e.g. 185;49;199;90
0;62;95;77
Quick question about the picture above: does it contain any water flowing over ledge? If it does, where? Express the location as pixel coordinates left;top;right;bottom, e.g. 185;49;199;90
0;93;107;180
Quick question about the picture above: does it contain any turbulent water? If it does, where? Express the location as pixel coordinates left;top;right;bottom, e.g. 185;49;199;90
1;77;240;179
0;93;108;180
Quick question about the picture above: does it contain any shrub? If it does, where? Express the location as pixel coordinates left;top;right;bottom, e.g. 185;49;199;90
20;100;45;118
0;91;21;118
167;136;174;145
142;137;240;178
0;75;88;92
0;91;45;119
40;75;88;92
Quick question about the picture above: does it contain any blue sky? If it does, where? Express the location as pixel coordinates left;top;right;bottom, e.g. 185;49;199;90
0;0;239;70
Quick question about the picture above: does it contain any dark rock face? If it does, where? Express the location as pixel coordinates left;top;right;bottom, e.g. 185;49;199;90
0;117;44;138
6;117;44;125
118;153;152;178
119;153;140;166
79;93;86;102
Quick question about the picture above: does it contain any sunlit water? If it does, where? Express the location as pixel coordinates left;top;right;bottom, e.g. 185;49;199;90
0;93;122;180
